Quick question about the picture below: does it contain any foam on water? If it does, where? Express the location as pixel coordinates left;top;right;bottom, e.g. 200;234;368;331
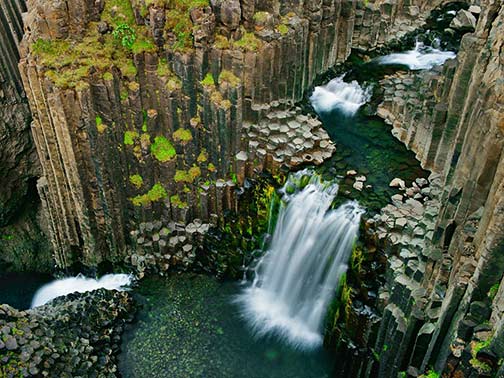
31;273;133;308
310;75;371;116
237;171;364;349
377;41;456;70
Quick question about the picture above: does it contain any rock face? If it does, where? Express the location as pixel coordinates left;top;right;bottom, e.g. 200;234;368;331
0;0;51;272
16;0;448;269
370;2;504;377
0;289;135;377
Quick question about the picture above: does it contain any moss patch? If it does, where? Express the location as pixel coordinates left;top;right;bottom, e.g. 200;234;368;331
219;70;240;87
233;28;262;51
170;194;188;208
174;166;201;183
201;73;215;87
277;24;289;35
124;131;139;145
130;183;168;206
197;149;208;163
151;136;176;162
129;174;144;188
30;0;156;89
173;128;193;143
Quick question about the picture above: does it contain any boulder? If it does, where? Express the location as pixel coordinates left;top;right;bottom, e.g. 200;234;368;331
211;0;241;29
390;178;406;189
450;10;476;31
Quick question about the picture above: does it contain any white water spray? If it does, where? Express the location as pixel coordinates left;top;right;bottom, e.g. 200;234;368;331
377;41;455;70
310;75;371;116
31;273;133;308
237;171;364;349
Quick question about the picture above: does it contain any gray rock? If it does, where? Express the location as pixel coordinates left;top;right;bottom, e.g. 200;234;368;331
450;10;476;31
390;177;406;189
5;336;18;350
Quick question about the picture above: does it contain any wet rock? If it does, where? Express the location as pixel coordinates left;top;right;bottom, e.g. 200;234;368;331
353;181;364;191
5;336;18;350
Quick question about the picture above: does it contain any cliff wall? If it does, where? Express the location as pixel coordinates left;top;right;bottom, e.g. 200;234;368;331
0;0;50;272
372;1;504;376
17;0;448;270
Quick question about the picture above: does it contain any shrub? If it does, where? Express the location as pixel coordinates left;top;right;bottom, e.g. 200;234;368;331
113;23;137;49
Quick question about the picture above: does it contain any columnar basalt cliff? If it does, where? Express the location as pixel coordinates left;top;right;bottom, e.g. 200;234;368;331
17;0;450;270
370;2;504;376
0;0;50;272
1;0;504;377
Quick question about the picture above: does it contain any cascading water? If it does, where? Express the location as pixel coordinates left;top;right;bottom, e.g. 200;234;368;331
310;75;372;116
237;171;364;349
31;273;133;308
377;41;455;70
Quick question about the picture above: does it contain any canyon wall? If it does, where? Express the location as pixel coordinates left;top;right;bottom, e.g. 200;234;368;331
0;0;50;272
16;0;447;270
373;1;504;376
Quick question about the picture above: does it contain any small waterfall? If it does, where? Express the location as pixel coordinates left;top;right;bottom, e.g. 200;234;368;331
310;75;371;116
237;171;364;349
377;41;455;70
31;273;133;308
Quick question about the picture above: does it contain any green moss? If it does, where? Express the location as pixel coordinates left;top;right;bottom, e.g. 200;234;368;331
197;149;208;163
233;28;262;51
277;24;289;35
131;35;157;54
30;0;157;89
141;133;151;146
253;11;270;23
350;243;364;275
469;358;492;374
488;283;500;300
419;370;440;378
151;136;176;162
174;166;200;183
130;183;168;206
95;115;107;133
170;194;188;209
214;35;231;49
219;70;241;86
103;71;114;81
201;73;215;87
129;174;144;188
124;130;139;145
208;162;216;172
173;128;193;143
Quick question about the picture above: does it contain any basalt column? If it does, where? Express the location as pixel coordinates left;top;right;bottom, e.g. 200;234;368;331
0;0;50;272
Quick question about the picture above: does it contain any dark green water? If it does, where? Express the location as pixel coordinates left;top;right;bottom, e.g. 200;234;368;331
0;272;51;309
119;274;333;378
316;109;428;213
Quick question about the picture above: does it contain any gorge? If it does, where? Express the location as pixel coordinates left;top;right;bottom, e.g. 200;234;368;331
0;0;503;377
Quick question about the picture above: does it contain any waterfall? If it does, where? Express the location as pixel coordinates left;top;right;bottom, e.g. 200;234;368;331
237;171;364;349
377;41;455;70
31;273;133;308
310;75;371;116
